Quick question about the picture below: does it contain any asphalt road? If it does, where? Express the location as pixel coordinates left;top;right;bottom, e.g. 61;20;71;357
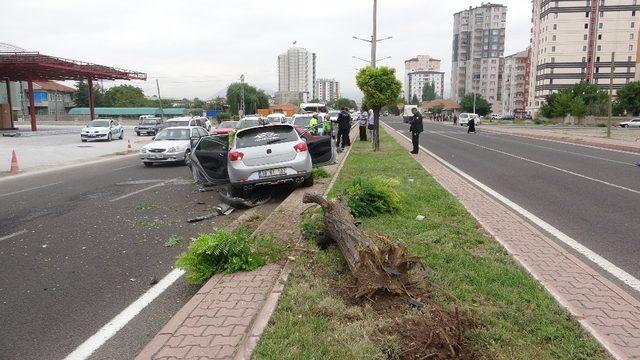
0;155;283;359
384;117;640;296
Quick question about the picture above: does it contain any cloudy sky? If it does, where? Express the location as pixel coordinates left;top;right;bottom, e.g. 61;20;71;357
3;0;531;101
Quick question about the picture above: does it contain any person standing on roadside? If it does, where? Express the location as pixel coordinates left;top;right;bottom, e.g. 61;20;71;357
368;109;375;144
336;107;352;149
357;108;368;141
409;107;423;154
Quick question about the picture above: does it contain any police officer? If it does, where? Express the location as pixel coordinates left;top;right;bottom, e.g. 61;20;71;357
336;107;352;149
409;107;423;154
308;113;320;135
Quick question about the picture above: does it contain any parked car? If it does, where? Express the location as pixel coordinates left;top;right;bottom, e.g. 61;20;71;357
291;114;314;128
490;114;502;120
619;118;640;128
213;121;238;135
459;113;480;126
139;126;208;167
266;113;288;124
135;117;163;136
190;124;335;197
81;119;124;142
163;116;208;130
236;116;264;130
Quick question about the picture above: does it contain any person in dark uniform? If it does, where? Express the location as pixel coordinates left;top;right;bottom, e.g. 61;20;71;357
336;107;352;149
409;107;423;154
467;117;477;133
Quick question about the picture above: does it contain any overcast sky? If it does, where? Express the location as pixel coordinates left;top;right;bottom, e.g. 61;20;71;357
3;0;531;101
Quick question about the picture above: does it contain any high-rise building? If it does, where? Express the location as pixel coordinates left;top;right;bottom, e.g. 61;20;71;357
314;78;340;103
527;0;640;116
407;71;445;102
501;49;529;115
404;55;442;101
451;3;507;112
277;47;316;102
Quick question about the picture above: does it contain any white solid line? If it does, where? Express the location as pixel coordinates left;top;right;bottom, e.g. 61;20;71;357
388;124;640;293
0;229;27;243
429;131;640;196
0;181;63;198
109;181;168;202
64;268;185;360
113;164;138;171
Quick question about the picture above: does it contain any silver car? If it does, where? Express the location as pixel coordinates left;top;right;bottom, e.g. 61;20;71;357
80;119;124;142
190;124;335;197
139;126;208;167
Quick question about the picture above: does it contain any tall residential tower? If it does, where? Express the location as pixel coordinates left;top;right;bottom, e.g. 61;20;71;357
451;3;507;112
276;47;316;103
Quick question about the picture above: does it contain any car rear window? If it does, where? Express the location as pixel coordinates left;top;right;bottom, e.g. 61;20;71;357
166;121;189;127
235;126;299;149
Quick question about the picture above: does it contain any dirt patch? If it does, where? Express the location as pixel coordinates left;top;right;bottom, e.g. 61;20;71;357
306;246;479;360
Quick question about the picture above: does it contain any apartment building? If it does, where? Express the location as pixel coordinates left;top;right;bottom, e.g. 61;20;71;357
501;49;529;115
527;0;640;115
451;3;507;112
314;78;340;103
407;71;445;101
277;47;316;102
404;55;442;101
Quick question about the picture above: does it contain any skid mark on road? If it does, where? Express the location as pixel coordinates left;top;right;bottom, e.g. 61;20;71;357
427;131;640;196
0;229;27;243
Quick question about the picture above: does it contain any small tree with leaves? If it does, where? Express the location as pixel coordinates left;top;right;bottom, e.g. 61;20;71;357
356;66;402;151
422;81;438;102
460;93;492;116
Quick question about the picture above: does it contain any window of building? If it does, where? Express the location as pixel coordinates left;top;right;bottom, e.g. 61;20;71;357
586;12;590;18
599;23;604;29
597;45;601;51
553;24;558;30
632;22;636;28
552;46;556;52
598;34;602;40
553;35;557;41
585;23;589;29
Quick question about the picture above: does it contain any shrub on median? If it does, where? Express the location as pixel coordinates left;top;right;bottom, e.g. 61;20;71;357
175;227;279;284
343;176;401;218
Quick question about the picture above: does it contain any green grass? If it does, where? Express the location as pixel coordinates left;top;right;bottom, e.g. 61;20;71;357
164;235;183;247
311;167;331;180
254;129;607;360
135;202;156;210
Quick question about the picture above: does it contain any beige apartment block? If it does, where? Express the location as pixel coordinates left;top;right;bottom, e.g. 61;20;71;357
451;3;507;113
502;49;529;115
527;0;640;116
404;55;442;101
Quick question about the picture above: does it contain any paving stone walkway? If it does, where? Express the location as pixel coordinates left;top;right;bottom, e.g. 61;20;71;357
385;123;640;359
136;130;356;360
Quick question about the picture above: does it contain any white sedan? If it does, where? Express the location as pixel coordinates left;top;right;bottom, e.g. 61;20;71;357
80;119;124;142
619;118;640;128
139;126;208;167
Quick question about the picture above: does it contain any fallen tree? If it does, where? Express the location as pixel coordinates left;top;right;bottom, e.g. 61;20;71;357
302;193;422;297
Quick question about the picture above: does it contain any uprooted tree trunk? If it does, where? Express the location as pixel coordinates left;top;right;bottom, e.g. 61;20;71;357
303;193;422;298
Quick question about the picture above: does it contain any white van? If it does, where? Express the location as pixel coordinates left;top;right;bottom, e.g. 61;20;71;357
459;113;480;126
403;105;419;123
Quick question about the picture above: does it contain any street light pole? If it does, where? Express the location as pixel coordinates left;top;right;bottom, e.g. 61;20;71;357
240;74;245;118
371;0;377;68
156;79;164;120
473;93;477;114
607;52;615;139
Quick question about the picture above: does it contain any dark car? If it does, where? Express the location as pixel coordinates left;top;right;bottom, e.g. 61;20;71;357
135;117;163;136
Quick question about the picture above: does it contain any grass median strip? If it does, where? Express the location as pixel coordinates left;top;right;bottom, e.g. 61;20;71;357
253;129;607;359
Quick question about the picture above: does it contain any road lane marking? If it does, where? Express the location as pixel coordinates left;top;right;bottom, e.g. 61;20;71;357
113;164;139;171
0;181;63;198
428;131;640;196
0;229;27;243
387;123;640;294
109;180;172;202
63;268;185;360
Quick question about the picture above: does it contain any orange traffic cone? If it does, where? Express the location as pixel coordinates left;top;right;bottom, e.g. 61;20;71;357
9;150;19;173
127;140;133;154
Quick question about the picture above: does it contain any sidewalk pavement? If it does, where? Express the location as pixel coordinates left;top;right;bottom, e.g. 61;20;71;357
136;130;356;360
481;125;640;154
385;123;640;359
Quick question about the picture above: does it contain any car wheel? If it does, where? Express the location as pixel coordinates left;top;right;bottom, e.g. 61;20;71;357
136;131;140;136
119;130;124;140
107;133;112;141
229;184;244;198
302;175;314;187
143;162;153;167
81;139;87;142
183;150;191;166
621;125;627;128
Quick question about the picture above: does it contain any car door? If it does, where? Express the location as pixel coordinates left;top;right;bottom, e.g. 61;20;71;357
632;119;640;128
191;135;230;185
298;130;334;166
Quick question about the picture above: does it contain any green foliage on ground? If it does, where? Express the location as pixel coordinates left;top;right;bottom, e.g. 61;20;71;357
615;81;640;116
460;93;492;116
342;176;401;218
164;235;183;247
311;167;331;180
175;227;279;284
539;83;608;118
135;202;156;210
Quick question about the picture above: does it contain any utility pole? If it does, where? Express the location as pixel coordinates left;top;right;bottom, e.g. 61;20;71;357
473;93;477;114
240;74;245;118
371;0;377;68
156;79;165;120
607;52;615;138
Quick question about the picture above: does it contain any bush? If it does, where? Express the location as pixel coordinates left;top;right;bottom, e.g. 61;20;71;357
175;227;278;284
343;176;401;218
596;123;607;127
216;112;232;120
312;167;331;180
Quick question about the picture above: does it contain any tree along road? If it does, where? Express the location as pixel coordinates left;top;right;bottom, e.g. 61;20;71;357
384;117;640;298
0;156;281;360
